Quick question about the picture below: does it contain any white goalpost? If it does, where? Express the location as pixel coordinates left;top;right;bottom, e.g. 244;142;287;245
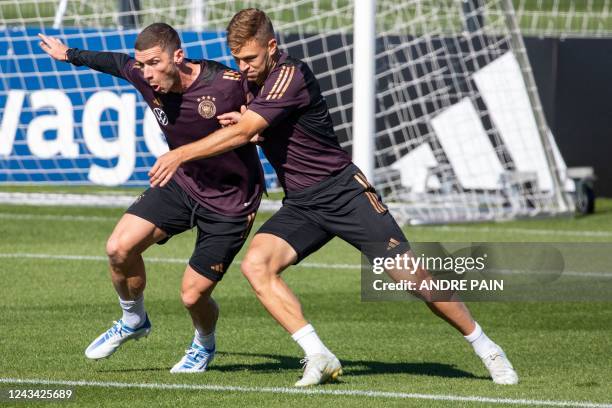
352;0;376;183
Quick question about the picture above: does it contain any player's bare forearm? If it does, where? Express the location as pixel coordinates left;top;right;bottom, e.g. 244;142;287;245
148;110;268;187
182;124;251;161
148;127;248;188
180;109;267;162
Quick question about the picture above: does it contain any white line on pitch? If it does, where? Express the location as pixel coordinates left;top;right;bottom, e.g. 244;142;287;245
0;212;117;222
2;212;612;238
423;225;612;238
0;378;610;407
0;212;267;226
1;252;611;278
0;253;357;270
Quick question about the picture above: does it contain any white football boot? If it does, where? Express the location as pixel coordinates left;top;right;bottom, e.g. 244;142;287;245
295;353;343;387
85;315;151;360
170;342;216;373
481;348;519;385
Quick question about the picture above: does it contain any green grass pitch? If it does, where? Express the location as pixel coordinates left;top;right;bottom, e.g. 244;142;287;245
0;198;611;407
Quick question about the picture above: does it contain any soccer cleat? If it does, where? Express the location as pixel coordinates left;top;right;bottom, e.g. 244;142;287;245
294;353;343;387
170;342;216;373
481;348;519;385
84;315;151;360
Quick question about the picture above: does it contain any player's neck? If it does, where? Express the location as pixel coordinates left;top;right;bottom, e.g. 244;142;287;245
174;61;201;93
257;50;280;86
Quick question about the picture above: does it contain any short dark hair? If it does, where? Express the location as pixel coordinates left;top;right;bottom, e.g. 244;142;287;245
226;8;275;53
135;22;181;54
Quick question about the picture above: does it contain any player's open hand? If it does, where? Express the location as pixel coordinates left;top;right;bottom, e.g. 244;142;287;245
218;105;264;144
38;33;69;61
217;105;248;127
148;149;185;188
217;110;242;127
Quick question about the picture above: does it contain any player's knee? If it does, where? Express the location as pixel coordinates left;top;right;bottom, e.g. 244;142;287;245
180;288;216;312
181;287;204;309
240;253;271;284
105;235;135;267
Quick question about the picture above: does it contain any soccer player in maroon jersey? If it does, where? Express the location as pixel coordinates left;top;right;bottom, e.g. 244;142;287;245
38;23;263;372
148;9;518;386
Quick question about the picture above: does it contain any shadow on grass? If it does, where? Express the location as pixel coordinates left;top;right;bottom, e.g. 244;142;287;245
95;351;486;380
95;366;171;373
213;351;486;380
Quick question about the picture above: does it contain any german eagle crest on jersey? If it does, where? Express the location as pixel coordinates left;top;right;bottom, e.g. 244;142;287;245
197;96;217;119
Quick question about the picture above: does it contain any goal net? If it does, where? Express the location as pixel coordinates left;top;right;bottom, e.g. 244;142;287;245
1;0;597;223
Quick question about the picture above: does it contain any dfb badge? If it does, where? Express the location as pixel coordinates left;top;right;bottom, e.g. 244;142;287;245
197;96;217;119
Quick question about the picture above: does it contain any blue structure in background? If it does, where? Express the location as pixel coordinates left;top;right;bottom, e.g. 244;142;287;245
0;27;277;189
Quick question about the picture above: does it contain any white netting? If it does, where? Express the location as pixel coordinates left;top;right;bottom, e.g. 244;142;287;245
516;0;612;38
2;1;611;36
0;0;581;223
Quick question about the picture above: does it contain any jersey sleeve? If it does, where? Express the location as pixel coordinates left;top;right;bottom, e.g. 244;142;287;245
66;48;137;82
247;64;310;127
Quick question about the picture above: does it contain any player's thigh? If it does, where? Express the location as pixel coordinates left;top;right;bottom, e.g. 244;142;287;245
120;180;195;249
325;191;410;262
253;205;333;268
107;213;167;255
188;213;256;282
243;233;299;275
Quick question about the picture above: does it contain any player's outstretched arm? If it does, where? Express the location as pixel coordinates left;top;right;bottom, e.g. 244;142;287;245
148;109;268;188
38;33;130;79
38;33;69;61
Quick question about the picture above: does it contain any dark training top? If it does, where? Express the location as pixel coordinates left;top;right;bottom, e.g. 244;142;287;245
66;49;263;217
244;52;352;192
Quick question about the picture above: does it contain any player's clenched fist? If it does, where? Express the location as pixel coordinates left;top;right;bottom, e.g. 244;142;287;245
37;33;69;61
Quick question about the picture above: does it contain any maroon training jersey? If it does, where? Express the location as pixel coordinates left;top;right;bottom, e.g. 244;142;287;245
67;49;263;216
120;58;264;216
244;52;352;192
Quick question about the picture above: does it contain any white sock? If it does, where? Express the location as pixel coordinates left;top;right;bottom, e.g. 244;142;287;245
464;321;499;359
291;324;332;357
118;294;146;329
193;329;215;351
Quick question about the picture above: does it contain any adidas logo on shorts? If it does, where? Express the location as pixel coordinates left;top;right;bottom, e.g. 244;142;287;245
387;238;400;250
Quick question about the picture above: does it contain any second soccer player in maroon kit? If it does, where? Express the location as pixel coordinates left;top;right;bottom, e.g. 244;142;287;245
148;9;519;387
